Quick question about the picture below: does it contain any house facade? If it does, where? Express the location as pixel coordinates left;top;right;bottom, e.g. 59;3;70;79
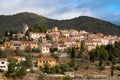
29;32;46;40
0;58;8;71
0;41;38;50
38;44;50;54
34;58;56;68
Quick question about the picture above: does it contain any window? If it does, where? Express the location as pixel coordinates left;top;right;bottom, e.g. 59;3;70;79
1;62;4;64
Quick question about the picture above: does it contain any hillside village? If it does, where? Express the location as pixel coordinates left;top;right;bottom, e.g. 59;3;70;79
0;24;120;80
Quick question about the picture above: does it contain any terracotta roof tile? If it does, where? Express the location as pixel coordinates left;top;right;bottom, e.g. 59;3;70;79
11;56;23;59
0;58;7;61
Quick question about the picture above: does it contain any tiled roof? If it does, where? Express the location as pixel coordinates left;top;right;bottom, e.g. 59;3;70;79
3;41;37;45
95;33;104;37
4;41;13;44
11;56;23;59
58;44;66;47
63;38;74;42
52;33;59;37
30;32;45;34
0;58;7;61
70;34;83;37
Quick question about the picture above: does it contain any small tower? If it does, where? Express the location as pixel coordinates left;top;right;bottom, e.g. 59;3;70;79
23;23;29;34
54;27;58;31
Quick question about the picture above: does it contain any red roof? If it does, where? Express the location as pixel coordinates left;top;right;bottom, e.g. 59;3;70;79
20;41;36;44
62;38;74;42
4;41;13;44
85;39;93;43
11;56;23;59
70;34;80;37
58;44;66;47
0;58;7;61
0;44;3;47
95;33;104;37
52;33;59;37
30;32;45;34
3;41;36;45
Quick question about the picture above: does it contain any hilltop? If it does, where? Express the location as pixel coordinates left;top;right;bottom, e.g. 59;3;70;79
0;12;120;36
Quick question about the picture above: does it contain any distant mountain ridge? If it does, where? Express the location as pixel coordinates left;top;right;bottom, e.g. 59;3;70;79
0;12;120;36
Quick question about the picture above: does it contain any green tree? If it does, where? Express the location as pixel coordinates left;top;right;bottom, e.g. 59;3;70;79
96;46;109;69
105;44;115;62
105;44;115;76
23;54;32;68
50;67;56;74
0;49;5;58
70;59;76;68
63;76;72;80
32;24;48;32
70;47;76;59
96;47;109;61
55;65;63;73
16;65;26;78
5;62;16;79
89;50;96;62
111;65;114;76
114;41;120;58
60;63;69;72
78;42;85;58
80;40;85;53
43;63;51;74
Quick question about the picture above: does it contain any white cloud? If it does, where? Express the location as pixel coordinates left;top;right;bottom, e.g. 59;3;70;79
0;0;120;25
0;0;65;16
50;8;95;20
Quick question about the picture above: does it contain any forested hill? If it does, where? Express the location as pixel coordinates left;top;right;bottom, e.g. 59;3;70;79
0;12;120;36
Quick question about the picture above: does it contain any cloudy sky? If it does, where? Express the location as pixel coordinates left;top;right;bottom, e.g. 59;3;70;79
0;0;120;25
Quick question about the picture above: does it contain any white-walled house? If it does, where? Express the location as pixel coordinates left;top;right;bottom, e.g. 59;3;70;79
51;33;59;41
29;32;46;40
69;29;79;35
52;43;67;52
61;38;76;48
60;30;70;37
0;58;8;71
101;38;109;45
57;44;67;51
85;39;102;51
0;41;38;50
85;40;96;51
70;34;80;40
38;44;50;54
